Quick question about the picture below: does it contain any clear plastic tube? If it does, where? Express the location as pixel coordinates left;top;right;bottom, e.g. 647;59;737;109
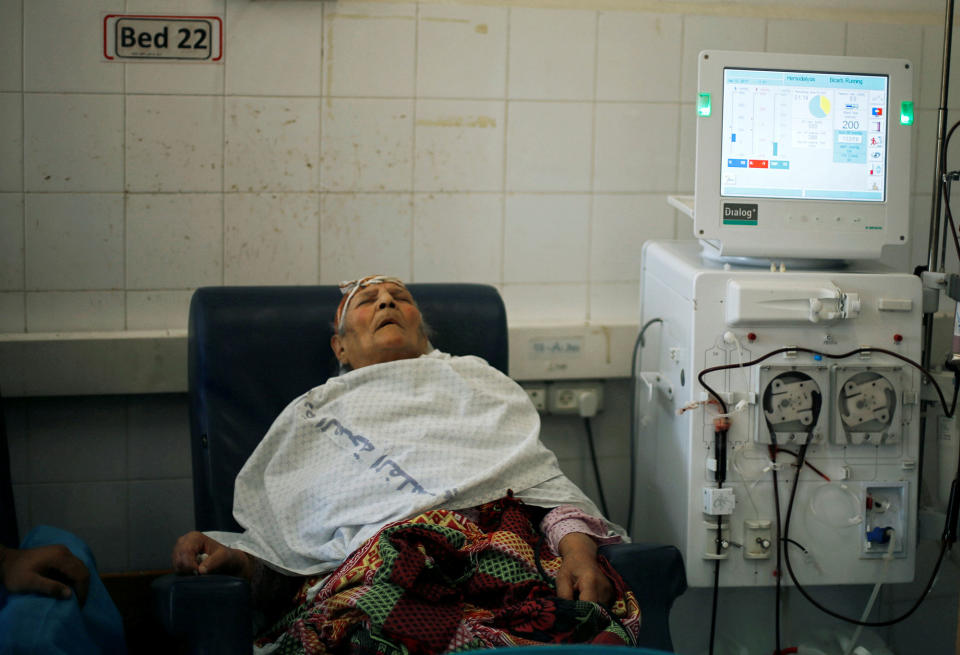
842;532;897;655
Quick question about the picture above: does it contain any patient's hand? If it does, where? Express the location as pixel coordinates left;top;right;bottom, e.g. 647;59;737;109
555;532;614;606
171;531;254;579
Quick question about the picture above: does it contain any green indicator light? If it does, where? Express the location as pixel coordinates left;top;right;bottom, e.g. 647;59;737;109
900;100;914;125
697;92;712;117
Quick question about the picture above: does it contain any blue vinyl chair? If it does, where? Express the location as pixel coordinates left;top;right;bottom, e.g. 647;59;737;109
152;284;686;654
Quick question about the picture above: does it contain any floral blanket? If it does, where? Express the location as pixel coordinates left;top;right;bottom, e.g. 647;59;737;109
256;496;641;654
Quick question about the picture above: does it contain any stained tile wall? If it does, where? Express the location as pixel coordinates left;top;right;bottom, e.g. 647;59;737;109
1;2;954;331
2;4;960;647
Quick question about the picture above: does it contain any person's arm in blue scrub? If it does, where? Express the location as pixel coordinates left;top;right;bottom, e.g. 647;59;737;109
0;543;90;605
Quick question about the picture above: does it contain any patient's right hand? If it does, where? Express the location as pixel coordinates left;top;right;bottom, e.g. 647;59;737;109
171;531;254;579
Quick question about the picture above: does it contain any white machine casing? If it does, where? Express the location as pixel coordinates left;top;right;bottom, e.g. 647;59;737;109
694;50;913;260
637;241;922;587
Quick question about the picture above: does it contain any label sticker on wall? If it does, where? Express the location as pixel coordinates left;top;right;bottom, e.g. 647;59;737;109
103;14;223;62
529;337;584;359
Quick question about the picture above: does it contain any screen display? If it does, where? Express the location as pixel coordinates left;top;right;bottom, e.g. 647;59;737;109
720;68;888;202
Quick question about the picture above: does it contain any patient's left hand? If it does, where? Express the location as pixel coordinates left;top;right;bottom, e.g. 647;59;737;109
554;532;614;606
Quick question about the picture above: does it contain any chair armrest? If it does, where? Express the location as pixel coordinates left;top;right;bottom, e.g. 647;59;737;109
599;542;687;652
151;573;253;655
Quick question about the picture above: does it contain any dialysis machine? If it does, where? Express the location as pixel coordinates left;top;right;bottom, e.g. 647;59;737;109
637;50;925;588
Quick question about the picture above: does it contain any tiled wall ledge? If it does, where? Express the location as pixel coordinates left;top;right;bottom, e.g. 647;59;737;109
0;331;188;397
0;323;639;397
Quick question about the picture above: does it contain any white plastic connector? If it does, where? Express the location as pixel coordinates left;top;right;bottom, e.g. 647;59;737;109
703;487;736;515
548;381;604;415
577;390;599;417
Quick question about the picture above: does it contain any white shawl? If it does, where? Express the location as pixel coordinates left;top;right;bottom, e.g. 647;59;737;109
210;351;612;575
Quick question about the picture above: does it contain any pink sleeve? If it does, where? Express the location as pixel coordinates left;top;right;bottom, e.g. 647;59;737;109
539;505;624;556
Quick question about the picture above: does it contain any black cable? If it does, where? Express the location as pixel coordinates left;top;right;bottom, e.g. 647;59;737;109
782;441;950;627
708;427;728;655
708;517;721;655
699;346;958;628
941;171;960;264
698;346;959;419
769;440;783;655
628;317;663;535
584;417;609;519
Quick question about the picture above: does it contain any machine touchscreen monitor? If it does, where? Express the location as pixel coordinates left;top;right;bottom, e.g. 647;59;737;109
693;50;913;260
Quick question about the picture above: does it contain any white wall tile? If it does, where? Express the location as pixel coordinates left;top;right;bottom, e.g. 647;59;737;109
920;24;960;110
506;102;592;192
590;194;675;282
126;95;224;192
504;194;589;283
681;16;766;103
766;20;845;56
24;94;123;192
224;193;320;285
321;98;413;192
0;0;21;91
594;103;680;193
412;193;501;283
913;109;955;195
26;291;125;332
26;397;127;483
0;293;24;332
0;93;22;190
324;3;416;98
25;194;123;291
126;63;225;96
319;193;412;284
596;12;682;102
29;482;128;573
128;479;193;570
127;0;223;11
0;194;23;290
126;290;193;330
23;0;123;93
126;194;223;289
500;283;587;324
508;8;595;101
590;281;640;324
847;22;923;99
591;194;676;282
225;0;322;96
225;97;320;193
128;395;191;479
417;4;507;99
414;100;504;192
676;103;697;193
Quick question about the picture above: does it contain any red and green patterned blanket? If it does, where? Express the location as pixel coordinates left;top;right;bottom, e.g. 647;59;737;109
256;496;641;654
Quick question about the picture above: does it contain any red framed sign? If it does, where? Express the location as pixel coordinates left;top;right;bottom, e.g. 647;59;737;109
103;14;223;62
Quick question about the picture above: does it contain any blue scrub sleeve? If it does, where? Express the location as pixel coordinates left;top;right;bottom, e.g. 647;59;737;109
0;526;127;655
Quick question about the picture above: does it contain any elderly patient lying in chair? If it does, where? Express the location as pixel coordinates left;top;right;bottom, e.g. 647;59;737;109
170;276;640;654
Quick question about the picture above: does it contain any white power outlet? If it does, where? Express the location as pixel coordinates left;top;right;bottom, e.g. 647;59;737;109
522;384;548;412
548;381;604;416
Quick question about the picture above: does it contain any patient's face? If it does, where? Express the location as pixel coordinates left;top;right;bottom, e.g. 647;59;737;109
331;282;430;370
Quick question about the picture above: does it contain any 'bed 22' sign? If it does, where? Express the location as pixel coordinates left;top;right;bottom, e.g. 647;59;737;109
103;14;223;62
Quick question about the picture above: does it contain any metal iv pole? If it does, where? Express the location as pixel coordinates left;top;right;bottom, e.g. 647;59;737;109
925;0;954;316
922;4;960;654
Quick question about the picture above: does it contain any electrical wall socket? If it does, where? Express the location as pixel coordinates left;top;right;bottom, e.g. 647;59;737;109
547;381;604;415
522;384;547;412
